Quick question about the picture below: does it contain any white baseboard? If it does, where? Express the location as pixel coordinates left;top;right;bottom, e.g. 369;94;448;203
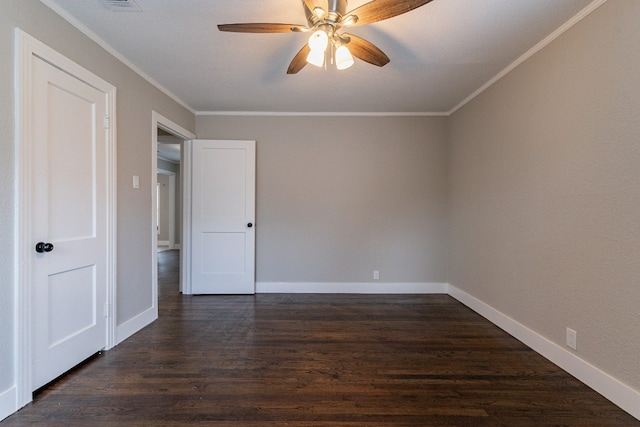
0;386;16;422
447;284;640;421
157;240;169;246
115;306;157;345
256;282;448;294
173;244;181;250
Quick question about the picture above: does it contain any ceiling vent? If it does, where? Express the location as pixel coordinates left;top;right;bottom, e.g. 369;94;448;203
101;0;142;12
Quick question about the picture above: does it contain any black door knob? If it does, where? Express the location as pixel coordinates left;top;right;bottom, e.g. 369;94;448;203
247;223;253;228
35;242;54;253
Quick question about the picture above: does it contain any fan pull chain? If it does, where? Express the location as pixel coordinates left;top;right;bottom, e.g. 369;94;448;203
329;42;334;67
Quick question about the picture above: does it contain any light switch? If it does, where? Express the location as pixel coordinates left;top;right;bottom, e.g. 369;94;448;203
133;175;140;189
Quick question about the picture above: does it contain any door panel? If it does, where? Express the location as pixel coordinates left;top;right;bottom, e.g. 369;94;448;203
201;232;247;273
47;265;96;347
31;56;108;390
47;81;96;241
190;140;255;294
199;148;247;218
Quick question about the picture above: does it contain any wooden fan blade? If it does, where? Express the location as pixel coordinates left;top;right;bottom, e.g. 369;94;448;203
218;23;307;33
344;0;434;26
287;44;311;74
343;33;390;67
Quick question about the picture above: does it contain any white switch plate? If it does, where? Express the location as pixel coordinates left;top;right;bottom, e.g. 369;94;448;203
566;327;577;350
373;270;380;280
133;175;140;189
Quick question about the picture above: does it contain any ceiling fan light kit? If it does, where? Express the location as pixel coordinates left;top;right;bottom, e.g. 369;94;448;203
306;46;326;67
306;28;330;67
218;0;433;74
335;45;355;70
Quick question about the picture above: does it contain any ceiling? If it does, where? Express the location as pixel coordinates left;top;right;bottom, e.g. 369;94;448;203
42;0;598;114
157;129;182;163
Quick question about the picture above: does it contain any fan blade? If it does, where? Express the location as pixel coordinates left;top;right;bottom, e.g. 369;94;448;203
343;33;390;67
287;44;311;74
344;0;433;26
218;23;307;33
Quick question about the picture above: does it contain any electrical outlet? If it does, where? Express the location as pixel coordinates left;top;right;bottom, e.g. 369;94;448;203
566;328;577;350
373;270;380;280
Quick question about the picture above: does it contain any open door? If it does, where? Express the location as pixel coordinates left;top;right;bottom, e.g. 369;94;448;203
188;140;256;294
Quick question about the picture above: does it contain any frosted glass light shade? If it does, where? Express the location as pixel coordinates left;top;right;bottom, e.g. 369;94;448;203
308;30;328;52
335;45;354;70
306;48;325;67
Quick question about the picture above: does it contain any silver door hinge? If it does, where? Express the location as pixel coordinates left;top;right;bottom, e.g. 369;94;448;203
103;303;110;318
104;115;110;130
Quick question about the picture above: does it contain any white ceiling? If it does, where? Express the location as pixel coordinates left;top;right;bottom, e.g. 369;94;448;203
157;133;182;163
42;0;598;114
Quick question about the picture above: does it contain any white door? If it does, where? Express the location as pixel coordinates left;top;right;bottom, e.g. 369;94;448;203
31;56;109;389
190;140;256;294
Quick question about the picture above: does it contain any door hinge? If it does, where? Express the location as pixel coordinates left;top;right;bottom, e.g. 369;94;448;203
103;303;110;318
104;115;110;130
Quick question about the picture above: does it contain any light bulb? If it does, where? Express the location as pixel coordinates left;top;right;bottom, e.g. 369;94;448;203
335;45;354;70
307;30;328;53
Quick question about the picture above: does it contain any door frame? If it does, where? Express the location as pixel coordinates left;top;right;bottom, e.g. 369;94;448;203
14;29;117;407
151;112;195;298
156;169;176;249
182;140;193;294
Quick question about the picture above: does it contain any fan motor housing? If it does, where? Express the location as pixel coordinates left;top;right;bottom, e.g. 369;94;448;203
328;0;348;15
305;0;348;26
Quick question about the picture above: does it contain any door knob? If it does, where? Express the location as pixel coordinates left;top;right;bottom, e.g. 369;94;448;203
35;242;54;253
247;223;253;228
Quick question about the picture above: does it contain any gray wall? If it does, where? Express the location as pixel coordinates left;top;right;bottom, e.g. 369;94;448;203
0;0;195;398
197;116;449;284
448;0;640;390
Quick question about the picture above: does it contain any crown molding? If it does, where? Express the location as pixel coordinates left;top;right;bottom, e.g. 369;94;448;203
195;111;449;117
40;0;608;119
39;0;196;114
448;0;608;115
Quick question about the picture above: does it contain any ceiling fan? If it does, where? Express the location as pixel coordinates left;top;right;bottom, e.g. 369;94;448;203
218;0;434;74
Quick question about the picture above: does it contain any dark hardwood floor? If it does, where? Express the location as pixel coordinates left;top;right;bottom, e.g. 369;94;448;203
3;249;638;426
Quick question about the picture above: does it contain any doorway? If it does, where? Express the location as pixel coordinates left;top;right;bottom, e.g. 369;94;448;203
157;156;177;251
151;112;195;303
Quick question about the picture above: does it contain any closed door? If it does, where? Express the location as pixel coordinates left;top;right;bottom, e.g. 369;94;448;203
190;140;256;294
31;56;109;389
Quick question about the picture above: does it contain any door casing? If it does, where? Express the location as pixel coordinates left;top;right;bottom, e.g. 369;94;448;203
151;112;195;299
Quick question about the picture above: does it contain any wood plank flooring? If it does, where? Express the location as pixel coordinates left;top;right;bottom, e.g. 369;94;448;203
3;250;638;426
